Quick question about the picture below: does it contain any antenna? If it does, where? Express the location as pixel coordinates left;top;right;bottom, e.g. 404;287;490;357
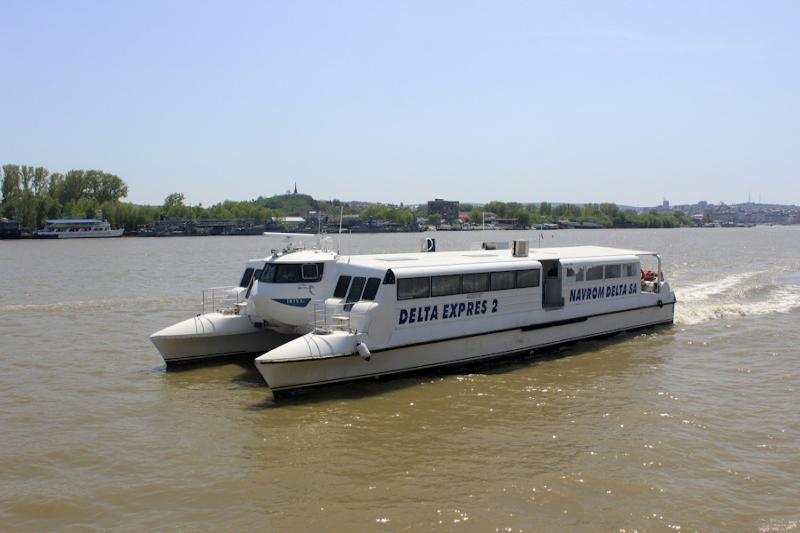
337;205;343;254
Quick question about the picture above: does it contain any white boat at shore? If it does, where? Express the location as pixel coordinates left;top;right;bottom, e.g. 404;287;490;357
33;219;123;238
252;242;676;393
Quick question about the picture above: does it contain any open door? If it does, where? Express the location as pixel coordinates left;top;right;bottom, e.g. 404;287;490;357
541;260;564;308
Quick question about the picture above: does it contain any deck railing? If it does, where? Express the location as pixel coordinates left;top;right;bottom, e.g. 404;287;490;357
201;286;243;315
312;301;352;334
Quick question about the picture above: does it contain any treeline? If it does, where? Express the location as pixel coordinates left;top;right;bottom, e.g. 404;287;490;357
1;165;130;230
461;201;692;228
2;163;692;232
0;164;291;231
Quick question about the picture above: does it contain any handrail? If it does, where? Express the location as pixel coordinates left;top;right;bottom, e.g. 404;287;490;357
201;286;243;315
312;301;352;334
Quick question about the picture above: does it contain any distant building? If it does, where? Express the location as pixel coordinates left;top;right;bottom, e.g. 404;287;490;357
427;198;459;222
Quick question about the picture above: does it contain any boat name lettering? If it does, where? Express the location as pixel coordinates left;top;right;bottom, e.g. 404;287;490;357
272;298;312;308
398;299;498;325
568;283;638;303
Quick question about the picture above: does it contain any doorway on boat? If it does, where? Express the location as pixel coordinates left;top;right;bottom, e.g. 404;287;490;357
540;260;564;308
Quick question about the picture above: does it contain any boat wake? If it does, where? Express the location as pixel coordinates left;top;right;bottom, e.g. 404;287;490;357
0;296;192;314
675;268;800;325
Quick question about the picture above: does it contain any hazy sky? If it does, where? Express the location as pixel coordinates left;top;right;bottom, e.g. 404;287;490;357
2;1;799;207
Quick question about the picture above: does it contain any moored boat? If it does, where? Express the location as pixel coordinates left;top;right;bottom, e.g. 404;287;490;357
33;219;123;238
253;242;676;392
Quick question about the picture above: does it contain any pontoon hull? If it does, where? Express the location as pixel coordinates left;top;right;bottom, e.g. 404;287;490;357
256;303;674;391
151;312;295;364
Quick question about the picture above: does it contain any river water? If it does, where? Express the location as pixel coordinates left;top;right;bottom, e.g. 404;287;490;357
1;228;799;531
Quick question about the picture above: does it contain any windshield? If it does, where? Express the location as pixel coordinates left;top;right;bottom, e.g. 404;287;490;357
260;263;324;283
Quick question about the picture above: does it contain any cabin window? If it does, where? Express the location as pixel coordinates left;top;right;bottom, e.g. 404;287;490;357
586;265;604;281
431;275;461;297
383;270;396;284
239;268;255;288
566;266;585;282
302;264;319;280
345;277;367;305
516;269;541;288
605;264;621;279
624;263;638;277
491;271;516;291
260;263;324;283
260;264;276;282
245;269;262;299
462;272;490;293
333;275;351;298
362;278;382;301
274;264;301;283
397;277;431;300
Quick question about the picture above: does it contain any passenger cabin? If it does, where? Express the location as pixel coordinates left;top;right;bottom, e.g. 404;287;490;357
310;246;662;344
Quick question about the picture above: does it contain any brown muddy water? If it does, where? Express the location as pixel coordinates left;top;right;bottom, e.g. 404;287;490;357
1;228;799;531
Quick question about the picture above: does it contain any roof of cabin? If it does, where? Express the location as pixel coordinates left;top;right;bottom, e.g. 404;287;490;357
346;245;654;270
271;246;655;271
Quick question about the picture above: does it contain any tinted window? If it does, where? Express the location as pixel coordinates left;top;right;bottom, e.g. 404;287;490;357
565;266;585;281
333;275;351;298
431;275;461;297
624;263;639;277
302;264;319;280
260;263;323;283
516;269;540;288
491;271;516;291
605;264;621;279
586;265;604;281
275;264;302;283
362;278;381;300
397;277;430;300
346;277;367;303
260;264;276;282
239;268;255;288
245;269;262;298
462;272;490;293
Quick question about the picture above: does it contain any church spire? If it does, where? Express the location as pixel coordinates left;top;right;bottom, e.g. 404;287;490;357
293;182;297;195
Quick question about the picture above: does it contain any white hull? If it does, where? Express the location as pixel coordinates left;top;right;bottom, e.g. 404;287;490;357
35;229;124;238
151;312;295;363
256;302;674;391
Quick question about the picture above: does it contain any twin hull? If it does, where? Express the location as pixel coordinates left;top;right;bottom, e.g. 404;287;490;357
257;302;675;391
150;312;294;363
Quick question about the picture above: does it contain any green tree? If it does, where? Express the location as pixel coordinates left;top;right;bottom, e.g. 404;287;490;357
2;164;21;203
469;208;483;224
32;167;50;196
539;201;551;216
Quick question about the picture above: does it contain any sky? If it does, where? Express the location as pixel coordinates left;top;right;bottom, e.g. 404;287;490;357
2;1;799;207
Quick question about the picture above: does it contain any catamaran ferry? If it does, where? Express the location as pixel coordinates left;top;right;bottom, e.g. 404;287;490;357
252;241;676;393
